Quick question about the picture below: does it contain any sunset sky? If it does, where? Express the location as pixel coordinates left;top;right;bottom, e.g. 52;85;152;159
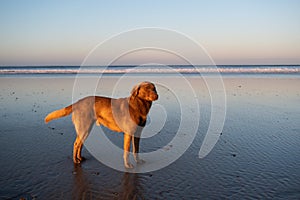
0;0;299;66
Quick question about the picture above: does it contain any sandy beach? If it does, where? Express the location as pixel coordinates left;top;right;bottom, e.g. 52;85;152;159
0;75;299;199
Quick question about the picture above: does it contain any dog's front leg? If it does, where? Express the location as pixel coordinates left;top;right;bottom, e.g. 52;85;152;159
133;136;145;164
132;128;145;164
123;133;134;169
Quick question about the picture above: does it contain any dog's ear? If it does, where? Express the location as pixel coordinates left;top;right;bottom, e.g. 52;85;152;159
131;85;140;97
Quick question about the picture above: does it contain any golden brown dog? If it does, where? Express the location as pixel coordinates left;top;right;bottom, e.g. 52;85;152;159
45;81;158;168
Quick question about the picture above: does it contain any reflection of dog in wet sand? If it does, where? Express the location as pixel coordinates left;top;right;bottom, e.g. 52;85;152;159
45;82;158;168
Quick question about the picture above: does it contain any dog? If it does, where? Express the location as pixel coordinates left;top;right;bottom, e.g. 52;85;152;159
45;81;158;168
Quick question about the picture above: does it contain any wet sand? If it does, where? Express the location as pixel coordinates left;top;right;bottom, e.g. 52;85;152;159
0;75;299;199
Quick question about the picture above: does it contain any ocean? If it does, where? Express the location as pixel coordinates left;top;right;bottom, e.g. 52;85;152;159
0;65;299;75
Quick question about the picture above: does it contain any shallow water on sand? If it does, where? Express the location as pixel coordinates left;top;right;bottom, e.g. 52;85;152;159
0;76;299;199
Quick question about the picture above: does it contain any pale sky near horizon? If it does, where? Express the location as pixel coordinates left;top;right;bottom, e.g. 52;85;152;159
0;0;299;66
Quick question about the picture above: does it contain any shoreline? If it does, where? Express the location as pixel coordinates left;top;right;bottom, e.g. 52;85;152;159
0;65;299;76
1;73;300;79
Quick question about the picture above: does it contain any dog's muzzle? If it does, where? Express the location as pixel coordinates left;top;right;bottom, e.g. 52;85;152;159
152;93;159;101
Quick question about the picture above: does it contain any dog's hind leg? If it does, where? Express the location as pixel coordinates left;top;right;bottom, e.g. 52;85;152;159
72;111;95;164
73;136;83;163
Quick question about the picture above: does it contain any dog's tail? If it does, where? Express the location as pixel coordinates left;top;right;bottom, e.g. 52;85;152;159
44;104;73;124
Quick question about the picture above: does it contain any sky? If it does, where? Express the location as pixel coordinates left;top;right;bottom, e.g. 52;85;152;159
0;0;299;66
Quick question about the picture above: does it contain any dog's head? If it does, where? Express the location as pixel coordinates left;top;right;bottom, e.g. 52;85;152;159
131;81;158;101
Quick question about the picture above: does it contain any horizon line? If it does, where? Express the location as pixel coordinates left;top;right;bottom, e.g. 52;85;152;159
1;64;300;67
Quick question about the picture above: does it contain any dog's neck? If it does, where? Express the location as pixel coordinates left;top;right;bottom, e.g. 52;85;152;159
128;96;152;126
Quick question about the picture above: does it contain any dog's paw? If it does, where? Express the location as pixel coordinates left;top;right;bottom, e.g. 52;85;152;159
78;156;86;162
73;158;81;164
135;158;145;164
134;154;145;164
73;156;86;164
124;162;134;169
